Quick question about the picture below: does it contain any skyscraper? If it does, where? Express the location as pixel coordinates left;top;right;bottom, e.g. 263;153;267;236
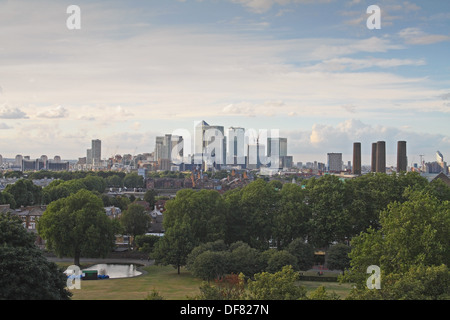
195;120;226;168
92;139;101;166
353;142;361;175
397;141;407;172
227;127;245;165
376;141;386;173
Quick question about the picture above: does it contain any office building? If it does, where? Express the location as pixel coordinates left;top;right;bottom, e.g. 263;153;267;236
92;139;101;166
327;153;342;172
227;127;245;166
194;120;226;168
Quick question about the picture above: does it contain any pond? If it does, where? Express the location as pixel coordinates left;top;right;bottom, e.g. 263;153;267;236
83;264;142;279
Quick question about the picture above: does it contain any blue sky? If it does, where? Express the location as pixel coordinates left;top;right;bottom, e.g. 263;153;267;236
0;0;449;166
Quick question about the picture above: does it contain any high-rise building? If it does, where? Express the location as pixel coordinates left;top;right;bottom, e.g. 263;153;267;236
376;141;386;173
397;141;407;172
87;149;92;165
92;139;101;166
194;120;226;168
327;153;342;172
353;142;361;175
0;154;2;166
227;127;245;165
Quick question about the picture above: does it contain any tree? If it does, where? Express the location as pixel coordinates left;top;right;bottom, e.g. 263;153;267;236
342;191;450;299
239;179;279;249
124;173;144;189
264;250;298;274
163;189;226;244
144;189;157;209
286;239;315;271
82;175;107;193
152;220;195;274
247;265;307;300
4;179;42;208
120;203;150;249
0;213;71;300
194;273;246;300
190;250;230;281
272;183;310;249
326;243;351;272
307;286;340;300
38;189;115;266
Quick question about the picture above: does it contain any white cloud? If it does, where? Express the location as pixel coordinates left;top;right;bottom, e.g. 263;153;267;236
36;105;68;119
0;105;29;119
0;123;12;129
398;28;450;45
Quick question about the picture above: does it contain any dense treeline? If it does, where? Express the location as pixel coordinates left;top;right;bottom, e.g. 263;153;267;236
156;172;449;252
0;171;144;208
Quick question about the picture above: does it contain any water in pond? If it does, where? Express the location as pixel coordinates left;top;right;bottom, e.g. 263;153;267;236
83;264;142;279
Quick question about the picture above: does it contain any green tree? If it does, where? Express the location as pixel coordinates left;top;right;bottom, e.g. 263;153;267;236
120;203;150;249
163;189;226;244
152;220;195;274
342;191;450;299
247;265;307;300
124;173;144;189
106;175;124;188
0;213;71;300
190;250;230;281
4;179;42;208
305;175;351;247
272;183;310;249
286;239;315;271
326;243;351;272
307;286;340;300
38;189;115;266
144;189;157;209
239;179;279;249
264;250;298;273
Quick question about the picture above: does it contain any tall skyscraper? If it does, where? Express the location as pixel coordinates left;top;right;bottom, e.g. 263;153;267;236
376;141;386;173
353;142;361;175
92;139;102;166
194;120;226;167
227;127;245;165
371;143;377;173
397;141;407;172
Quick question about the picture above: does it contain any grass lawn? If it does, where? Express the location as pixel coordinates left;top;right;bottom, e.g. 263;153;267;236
66;264;353;300
69;265;202;300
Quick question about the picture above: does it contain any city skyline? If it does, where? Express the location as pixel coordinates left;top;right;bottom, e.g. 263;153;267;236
0;1;449;165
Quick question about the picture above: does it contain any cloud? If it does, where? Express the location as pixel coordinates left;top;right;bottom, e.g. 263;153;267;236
229;0;332;13
0;105;29;119
36;105;69;119
0;122;12;129
285;119;450;164
398;28;450;45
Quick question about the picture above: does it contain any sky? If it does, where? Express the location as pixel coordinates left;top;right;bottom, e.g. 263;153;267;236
0;0;449;166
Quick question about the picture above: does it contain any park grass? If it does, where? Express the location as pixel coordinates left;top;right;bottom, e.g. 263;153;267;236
66;264;353;300
69;265;202;300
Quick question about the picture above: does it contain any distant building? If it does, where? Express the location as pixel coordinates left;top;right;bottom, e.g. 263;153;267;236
397;141;407;172
92;139;101;166
376;141;386;173
353;142;361;175
327;153;342;172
